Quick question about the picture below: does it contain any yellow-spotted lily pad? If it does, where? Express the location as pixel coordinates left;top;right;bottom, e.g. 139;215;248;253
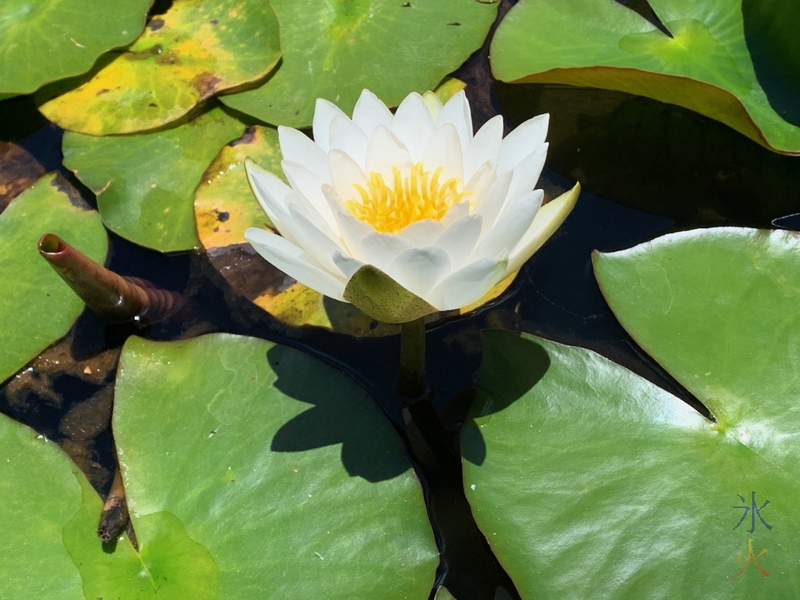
38;0;281;134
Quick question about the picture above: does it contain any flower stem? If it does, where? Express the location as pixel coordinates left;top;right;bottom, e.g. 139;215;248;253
397;317;427;400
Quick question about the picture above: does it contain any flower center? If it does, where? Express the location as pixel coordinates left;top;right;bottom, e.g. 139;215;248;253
345;162;469;234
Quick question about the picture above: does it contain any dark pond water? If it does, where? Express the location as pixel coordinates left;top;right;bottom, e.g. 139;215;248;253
2;3;799;597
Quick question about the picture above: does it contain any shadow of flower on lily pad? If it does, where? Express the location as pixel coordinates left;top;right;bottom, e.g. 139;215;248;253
461;331;550;467
266;345;410;483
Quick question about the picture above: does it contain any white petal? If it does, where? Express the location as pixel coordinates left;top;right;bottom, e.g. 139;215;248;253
361;231;413;272
245;228;346;301
464;160;496;207
333;208;372;259
391;92;435;162
386;247;451;298
396;219;446;247
286;205;346;273
329;115;369;170
282;160;337;230
505;184;580;275
245;160;298;243
328;150;369;202
320;182;348;214
332;250;365;280
312;99;348;153
428;253;509;311
395;198;470;246
475;169;513;235
441;199;470;225
435;90;472;153
422;123;463;182
472;191;542;261
246;159;293;211
365;126;413;181
352;89;393;136
498;114;549;173
422;91;443;120
501;144;548;220
434;214;483;271
465;115;503;180
278;127;329;182
288;192;342;242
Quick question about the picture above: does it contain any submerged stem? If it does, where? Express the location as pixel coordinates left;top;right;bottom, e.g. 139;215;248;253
397;317;427;400
97;466;138;550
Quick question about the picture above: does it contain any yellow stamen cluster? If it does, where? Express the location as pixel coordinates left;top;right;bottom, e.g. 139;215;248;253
346;162;469;234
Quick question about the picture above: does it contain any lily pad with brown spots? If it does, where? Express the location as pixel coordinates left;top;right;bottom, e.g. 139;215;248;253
38;0;281;135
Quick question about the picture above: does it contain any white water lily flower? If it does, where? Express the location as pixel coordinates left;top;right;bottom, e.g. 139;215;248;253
245;89;578;323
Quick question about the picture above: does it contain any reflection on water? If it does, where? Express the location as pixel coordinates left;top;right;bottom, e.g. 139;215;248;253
497;83;800;227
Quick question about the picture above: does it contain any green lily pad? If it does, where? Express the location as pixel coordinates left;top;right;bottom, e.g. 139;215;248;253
0;402;217;599
435;587;457;600
491;0;800;154
113;333;438;598
0;412;96;599
593;227;800;443
222;0;497;127
462;330;800;599
63;506;218;599
0;173;107;385
38;0;281;134
64;107;243;252
742;0;800;128
0;0;151;95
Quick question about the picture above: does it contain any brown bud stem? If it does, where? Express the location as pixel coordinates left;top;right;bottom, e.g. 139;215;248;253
38;233;177;324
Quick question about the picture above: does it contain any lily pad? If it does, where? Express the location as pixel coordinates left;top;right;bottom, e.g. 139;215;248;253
0;173;107;385
593;227;800;442
0;400;219;599
491;0;800;154
0;0;151;95
0;412;97;599
113;333;439;598
195;125;280;252
221;0;497;127
64;107;243;252
462;330;800;599
38;0;281;134
63;507;218;599
435;587;458;600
